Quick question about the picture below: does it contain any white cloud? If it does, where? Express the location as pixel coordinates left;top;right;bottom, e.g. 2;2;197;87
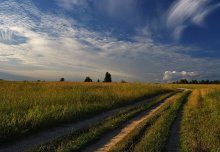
0;0;138;81
163;71;199;81
0;0;220;82
0;29;14;41
167;0;220;40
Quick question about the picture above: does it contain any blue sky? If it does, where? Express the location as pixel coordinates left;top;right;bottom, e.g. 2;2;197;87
0;0;220;82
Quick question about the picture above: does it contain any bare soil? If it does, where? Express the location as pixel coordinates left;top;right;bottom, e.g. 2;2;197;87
166;103;184;152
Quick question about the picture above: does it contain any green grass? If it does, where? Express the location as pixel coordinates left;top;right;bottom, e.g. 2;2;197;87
180;89;220;152
133;91;191;152
29;93;174;152
0;81;173;143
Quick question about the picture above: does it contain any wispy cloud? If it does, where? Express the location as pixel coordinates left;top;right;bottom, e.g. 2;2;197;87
0;0;220;82
0;0;138;80
167;0;220;40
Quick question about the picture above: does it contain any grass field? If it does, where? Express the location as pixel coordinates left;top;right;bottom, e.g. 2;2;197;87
0;81;219;152
0;81;172;143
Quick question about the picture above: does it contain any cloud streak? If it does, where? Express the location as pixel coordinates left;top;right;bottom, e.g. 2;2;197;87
167;0;220;40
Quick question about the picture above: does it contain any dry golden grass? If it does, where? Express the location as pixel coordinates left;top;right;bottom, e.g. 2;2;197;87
0;81;172;143
180;87;220;152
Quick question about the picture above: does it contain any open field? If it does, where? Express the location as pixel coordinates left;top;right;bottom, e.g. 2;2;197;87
0;81;173;144
0;81;219;152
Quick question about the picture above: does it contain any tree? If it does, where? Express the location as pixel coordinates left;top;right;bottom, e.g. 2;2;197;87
104;72;112;82
121;80;127;83
180;79;188;84
191;80;198;84
84;77;93;82
60;78;65;82
97;79;100;82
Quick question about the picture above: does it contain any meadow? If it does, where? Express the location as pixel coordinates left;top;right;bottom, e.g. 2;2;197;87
0;81;172;144
0;81;219;152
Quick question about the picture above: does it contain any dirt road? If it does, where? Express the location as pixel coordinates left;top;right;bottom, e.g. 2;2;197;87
0;93;172;152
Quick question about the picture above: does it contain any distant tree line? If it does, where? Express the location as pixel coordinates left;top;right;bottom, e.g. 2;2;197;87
173;79;220;84
59;72;113;83
84;72;112;83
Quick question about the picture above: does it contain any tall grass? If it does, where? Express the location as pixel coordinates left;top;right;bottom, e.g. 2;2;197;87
180;88;220;152
0;81;172;143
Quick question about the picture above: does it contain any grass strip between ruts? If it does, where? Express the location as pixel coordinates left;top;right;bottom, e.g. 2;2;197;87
133;91;191;152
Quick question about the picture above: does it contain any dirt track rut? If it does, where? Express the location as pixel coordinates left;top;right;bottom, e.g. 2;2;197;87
83;93;177;152
166;101;185;152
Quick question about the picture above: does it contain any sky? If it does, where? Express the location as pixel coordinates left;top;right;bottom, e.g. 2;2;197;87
0;0;220;82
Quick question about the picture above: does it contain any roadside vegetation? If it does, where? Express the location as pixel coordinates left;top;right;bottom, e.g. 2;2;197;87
180;88;220;152
0;81;172;144
29;93;174;152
